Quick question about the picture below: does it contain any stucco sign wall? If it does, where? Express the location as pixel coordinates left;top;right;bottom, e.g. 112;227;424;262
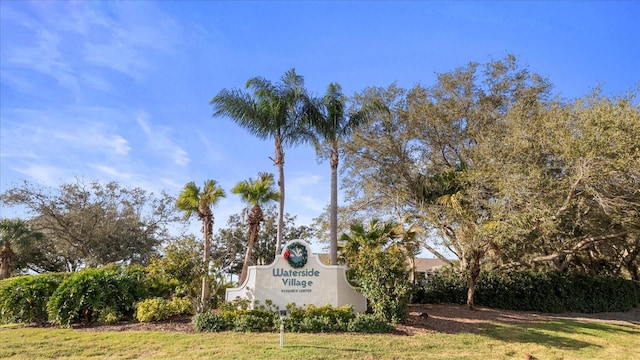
225;240;367;312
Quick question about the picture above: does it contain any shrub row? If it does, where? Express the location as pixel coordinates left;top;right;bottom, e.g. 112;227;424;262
192;308;278;332
0;265;179;326
192;303;393;333
416;268;640;313
46;266;153;326
0;273;68;324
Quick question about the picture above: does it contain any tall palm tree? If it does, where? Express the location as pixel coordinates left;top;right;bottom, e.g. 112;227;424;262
211;69;314;256
312;83;388;265
0;218;43;279
232;172;279;285
175;180;225;310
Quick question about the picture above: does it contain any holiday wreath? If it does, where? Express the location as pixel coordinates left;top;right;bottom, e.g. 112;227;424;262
283;242;308;268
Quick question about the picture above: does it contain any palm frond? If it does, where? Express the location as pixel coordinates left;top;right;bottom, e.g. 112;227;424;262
176;180;226;220
231;172;279;206
202;179;226;206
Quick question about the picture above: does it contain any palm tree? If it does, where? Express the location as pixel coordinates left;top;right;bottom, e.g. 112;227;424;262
175;180;225;310
312;83;388;265
211;69;314;256
232;172;279;285
0;218;43;279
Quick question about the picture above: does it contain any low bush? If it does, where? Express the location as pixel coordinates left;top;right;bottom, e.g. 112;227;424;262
192;312;228;332
47;266;148;326
285;303;356;332
170;297;194;316
135;297;194;322
0;273;67;324
296;315;336;333
192;302;394;333
192;307;276;332
226;308;276;331
232;313;272;332
346;313;395;333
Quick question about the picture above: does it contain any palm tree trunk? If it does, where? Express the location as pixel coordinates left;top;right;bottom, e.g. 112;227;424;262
239;205;263;285
274;137;285;255
0;244;14;280
201;215;212;309
329;143;339;265
239;225;259;285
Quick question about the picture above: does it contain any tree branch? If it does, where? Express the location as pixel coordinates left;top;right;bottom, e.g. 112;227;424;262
532;231;628;263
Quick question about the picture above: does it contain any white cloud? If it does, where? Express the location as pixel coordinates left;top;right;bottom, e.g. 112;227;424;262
7;29;81;97
136;111;190;167
12;163;68;187
81;2;182;81
109;136;132;156
287;172;327;214
92;164;132;180
47;122;132;157
1;1;183;96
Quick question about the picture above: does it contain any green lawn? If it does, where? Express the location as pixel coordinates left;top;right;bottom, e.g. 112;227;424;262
1;320;638;359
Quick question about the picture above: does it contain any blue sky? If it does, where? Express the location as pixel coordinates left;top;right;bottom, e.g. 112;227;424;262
1;1;639;244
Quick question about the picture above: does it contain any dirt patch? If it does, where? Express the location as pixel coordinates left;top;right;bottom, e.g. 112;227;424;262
397;304;640;335
71;304;640;335
73;316;196;334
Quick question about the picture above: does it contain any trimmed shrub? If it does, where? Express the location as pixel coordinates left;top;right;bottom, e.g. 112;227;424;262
296;315;336;333
197;301;394;333
285;303;356;332
226;308;276;331
192;312;228;332
346;313;395;333
135;297;194;322
192;307;275;332
0;273;67;324
47;266;148;326
232;313;272;332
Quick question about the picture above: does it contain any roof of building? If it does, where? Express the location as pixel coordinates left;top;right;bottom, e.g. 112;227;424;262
413;258;450;272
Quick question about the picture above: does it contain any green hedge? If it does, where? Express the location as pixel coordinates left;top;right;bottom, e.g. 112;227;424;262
47;266;149;326
0;265;190;326
0;273;68;324
285;303;355;332
192;308;276;332
416;267;467;305
416;269;640;313
192;303;394;333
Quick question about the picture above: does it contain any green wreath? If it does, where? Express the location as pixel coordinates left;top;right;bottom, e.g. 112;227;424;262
283;242;308;269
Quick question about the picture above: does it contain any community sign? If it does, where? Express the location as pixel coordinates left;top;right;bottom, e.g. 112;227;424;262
225;240;367;312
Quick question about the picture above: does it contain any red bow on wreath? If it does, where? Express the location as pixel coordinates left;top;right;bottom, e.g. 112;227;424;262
283;250;291;259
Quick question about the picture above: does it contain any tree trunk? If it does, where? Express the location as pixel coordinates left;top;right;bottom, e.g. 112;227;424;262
239;205;263;285
408;256;416;285
466;252;482;310
274;136;285;255
329;143;339;265
238;229;257;286
0;244;14;280
200;213;213;310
